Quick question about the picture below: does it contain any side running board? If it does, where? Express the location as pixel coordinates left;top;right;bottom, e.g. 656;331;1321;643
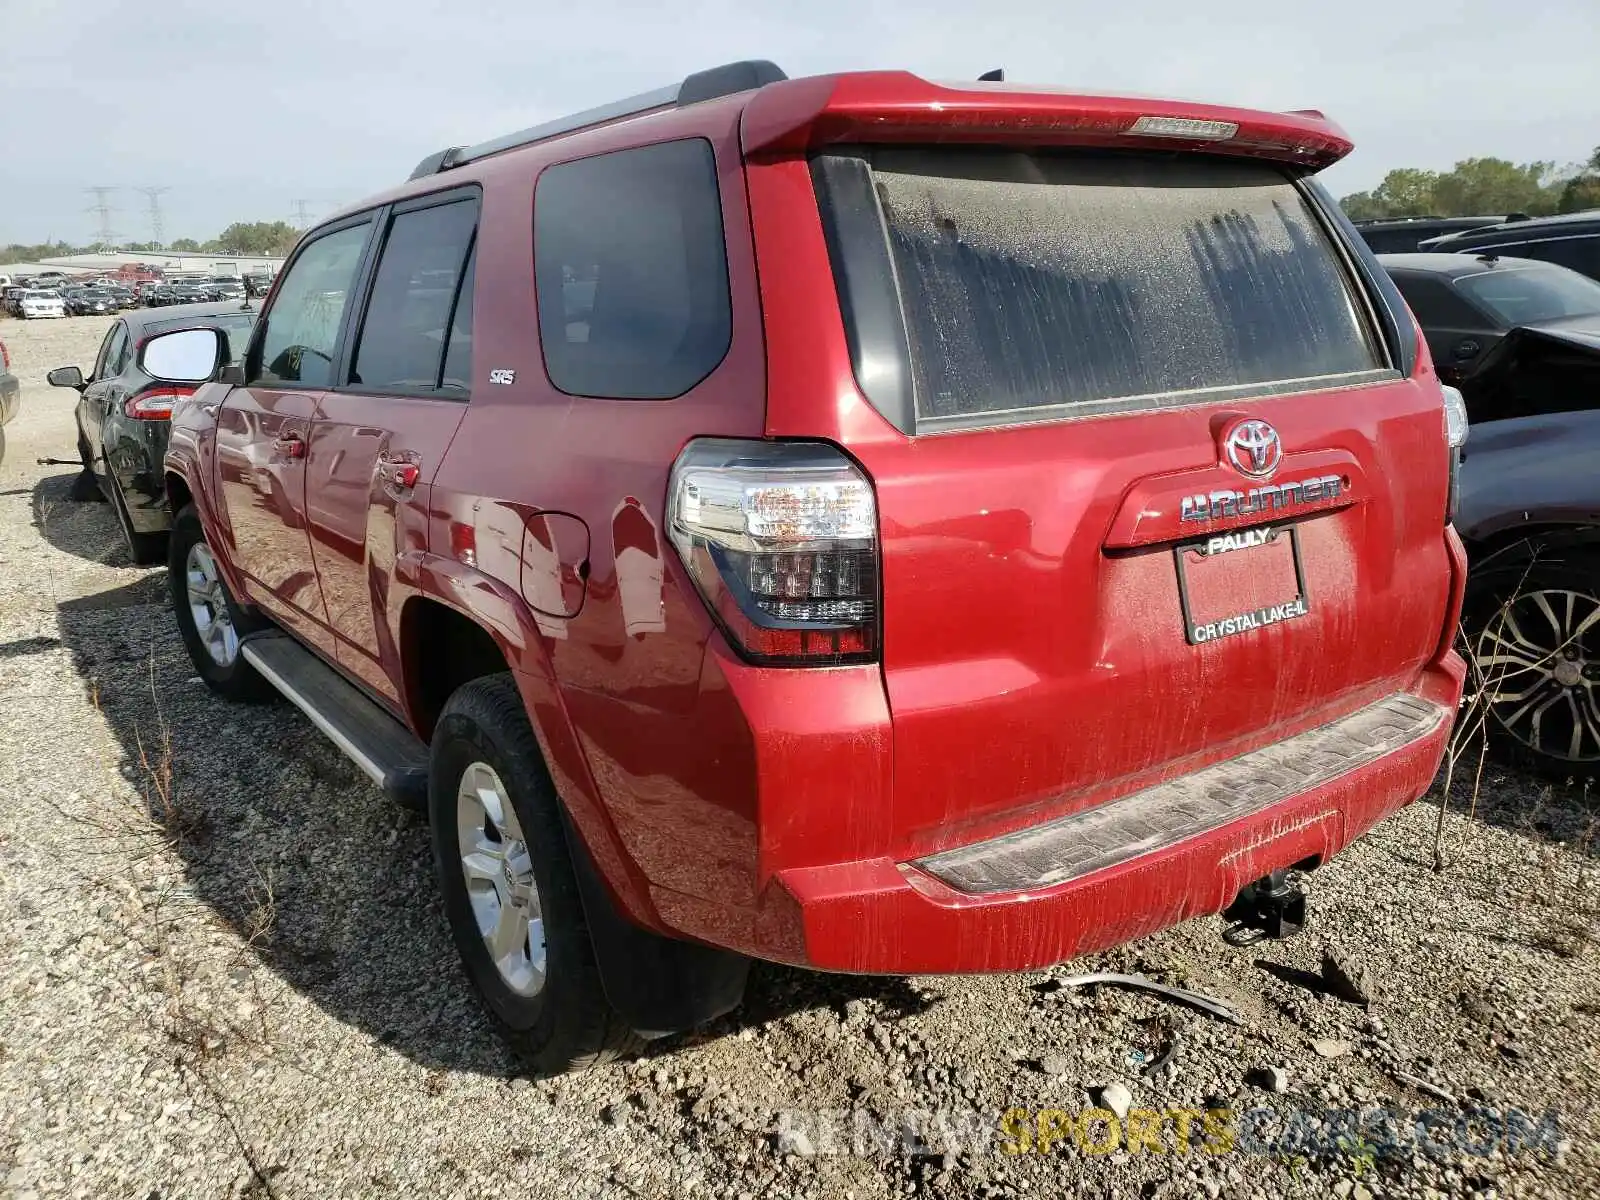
240;632;429;810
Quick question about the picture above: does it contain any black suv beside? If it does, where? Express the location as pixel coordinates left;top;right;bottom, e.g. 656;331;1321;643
1422;210;1600;282
1352;214;1513;254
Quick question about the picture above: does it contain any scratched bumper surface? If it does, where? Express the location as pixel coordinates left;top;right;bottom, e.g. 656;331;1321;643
914;692;1448;896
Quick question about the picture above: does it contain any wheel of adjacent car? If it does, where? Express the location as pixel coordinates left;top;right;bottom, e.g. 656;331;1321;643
108;474;166;566
1463;540;1600;780
429;674;640;1074
168;504;275;702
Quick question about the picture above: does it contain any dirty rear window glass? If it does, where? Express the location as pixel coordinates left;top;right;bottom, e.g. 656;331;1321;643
862;150;1385;426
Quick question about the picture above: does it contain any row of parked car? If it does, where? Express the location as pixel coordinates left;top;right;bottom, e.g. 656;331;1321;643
34;62;1600;1076
3;273;271;319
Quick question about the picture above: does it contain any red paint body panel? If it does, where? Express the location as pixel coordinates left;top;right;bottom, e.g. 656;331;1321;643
760;656;1463;974
162;69;1468;981
305;391;464;706
211;387;337;660
739;73;1354;168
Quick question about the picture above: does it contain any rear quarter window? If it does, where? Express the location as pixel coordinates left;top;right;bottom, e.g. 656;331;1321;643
533;138;732;400
818;149;1389;431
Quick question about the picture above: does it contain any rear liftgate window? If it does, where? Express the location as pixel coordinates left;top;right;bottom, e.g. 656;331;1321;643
816;149;1390;432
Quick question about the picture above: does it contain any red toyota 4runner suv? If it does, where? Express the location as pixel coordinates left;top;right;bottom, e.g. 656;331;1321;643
148;61;1469;1073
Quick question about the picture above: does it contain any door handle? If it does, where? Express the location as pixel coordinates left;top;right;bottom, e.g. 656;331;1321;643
274;432;307;459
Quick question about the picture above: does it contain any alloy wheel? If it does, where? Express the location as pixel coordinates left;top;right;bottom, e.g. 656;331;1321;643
456;762;547;997
1475;587;1600;765
185;542;239;667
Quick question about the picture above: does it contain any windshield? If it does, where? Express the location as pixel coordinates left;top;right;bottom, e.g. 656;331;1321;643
1455;265;1600;325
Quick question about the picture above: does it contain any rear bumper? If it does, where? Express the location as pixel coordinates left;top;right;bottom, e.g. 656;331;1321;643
754;659;1462;974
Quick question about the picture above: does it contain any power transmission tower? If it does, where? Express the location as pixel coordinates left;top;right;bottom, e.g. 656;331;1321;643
135;187;171;249
84;187;119;249
291;199;313;230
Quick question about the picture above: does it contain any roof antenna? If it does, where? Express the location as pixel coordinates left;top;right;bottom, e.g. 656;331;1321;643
978;68;1004;82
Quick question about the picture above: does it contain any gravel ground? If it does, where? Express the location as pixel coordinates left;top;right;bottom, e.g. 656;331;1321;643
0;313;1597;1200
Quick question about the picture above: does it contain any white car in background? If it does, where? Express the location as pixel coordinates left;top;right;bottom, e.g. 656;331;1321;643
19;290;65;319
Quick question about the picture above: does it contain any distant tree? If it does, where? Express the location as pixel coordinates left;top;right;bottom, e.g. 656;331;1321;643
1339;190;1387;221
1369;168;1442;217
1559;175;1600;213
0;239;84;265
1341;155;1580;219
202;221;299;257
1430;158;1561;217
169;237;201;252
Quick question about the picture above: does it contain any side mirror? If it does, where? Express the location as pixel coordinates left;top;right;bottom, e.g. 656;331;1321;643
47;366;85;390
140;327;225;383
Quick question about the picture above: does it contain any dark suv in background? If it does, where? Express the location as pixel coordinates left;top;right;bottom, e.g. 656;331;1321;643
1422;210;1600;282
1382;250;1600;776
146;61;1466;1073
1352;214;1514;254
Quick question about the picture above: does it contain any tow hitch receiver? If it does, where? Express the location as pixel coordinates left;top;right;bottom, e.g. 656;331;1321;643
1222;868;1308;947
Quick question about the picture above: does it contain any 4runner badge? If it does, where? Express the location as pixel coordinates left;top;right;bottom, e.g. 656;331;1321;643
1178;474;1344;523
488;368;516;385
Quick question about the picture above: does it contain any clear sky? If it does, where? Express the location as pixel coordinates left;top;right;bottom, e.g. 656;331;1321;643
2;0;1595;246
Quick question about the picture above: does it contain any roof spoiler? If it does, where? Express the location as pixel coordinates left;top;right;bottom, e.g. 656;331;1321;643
407;59;788;181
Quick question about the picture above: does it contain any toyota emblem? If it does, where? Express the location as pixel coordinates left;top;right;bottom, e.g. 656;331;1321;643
1223;419;1283;479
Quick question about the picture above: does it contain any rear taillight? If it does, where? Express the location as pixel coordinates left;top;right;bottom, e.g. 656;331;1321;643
667;439;879;665
125;386;195;420
1441;383;1468;524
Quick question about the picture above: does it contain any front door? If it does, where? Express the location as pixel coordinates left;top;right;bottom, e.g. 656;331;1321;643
305;193;478;705
214;218;375;655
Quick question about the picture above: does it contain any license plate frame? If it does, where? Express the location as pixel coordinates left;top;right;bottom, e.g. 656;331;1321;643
1173;524;1311;645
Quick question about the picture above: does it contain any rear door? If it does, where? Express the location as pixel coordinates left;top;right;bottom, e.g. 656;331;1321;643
801;148;1454;853
303;191;475;706
215;218;374;656
80;320;130;479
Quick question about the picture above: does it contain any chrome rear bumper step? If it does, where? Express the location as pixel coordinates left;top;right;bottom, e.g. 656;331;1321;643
241;632;429;810
913;693;1447;896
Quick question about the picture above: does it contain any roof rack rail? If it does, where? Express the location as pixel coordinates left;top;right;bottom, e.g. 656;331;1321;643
407;59;787;181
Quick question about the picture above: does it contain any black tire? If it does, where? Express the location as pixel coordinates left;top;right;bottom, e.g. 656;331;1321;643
168;504;275;702
1462;537;1600;781
71;430;105;503
429;674;641;1074
110;478;166;566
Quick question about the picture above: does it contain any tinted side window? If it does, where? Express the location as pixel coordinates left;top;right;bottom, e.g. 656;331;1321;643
94;323;126;379
1390;275;1486;328
441;244;476;392
1513;236;1600;282
349;199;478;392
1360;229;1424;254
534;138;732;399
110;325;134;376
250;223;371;387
